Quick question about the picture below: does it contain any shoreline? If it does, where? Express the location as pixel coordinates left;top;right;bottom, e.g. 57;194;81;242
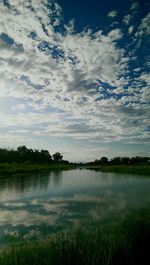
85;164;150;176
0;163;76;175
0;163;150;176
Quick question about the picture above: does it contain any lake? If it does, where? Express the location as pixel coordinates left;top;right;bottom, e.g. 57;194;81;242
0;169;150;245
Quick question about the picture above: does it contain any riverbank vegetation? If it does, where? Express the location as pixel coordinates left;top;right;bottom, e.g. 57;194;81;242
0;146;76;174
0;162;76;175
85;156;150;175
0;207;149;265
87;155;150;166
86;164;150;175
0;146;65;164
0;146;150;175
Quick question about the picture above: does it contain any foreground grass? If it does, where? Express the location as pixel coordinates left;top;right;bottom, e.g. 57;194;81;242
0;207;150;265
86;164;150;176
0;163;76;175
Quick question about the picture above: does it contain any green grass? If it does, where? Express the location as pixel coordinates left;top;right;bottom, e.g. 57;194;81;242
86;164;150;176
0;207;150;265
1;163;150;176
0;163;76;175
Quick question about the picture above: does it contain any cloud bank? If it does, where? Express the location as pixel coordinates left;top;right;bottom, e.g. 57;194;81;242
0;0;150;160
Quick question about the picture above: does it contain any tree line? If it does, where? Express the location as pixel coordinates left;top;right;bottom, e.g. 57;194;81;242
0;146;149;165
0;146;67;164
87;156;150;165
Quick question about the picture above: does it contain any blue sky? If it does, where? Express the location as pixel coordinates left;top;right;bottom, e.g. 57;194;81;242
0;0;150;161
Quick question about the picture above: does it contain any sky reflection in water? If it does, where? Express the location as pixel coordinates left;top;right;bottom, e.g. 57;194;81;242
0;169;150;244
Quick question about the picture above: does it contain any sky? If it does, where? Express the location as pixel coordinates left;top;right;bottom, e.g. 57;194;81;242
0;0;150;162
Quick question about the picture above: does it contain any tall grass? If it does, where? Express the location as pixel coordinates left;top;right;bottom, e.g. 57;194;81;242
0;207;149;265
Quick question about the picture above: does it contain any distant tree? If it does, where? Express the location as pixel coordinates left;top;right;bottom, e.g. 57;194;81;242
16;146;29;162
121;157;131;165
27;148;34;154
94;159;100;165
62;160;69;164
40;149;50;157
52;152;63;163
100;156;108;164
130;156;149;165
110;157;122;165
17;146;28;153
40;149;52;163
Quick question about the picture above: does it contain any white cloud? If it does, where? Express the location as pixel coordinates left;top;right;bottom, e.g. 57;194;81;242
108;28;123;41
135;12;150;47
0;109;61;128
107;10;117;18
136;12;150;37
123;14;132;25
130;2;139;11
0;0;149;160
12;103;26;111
139;73;150;85
128;26;134;34
141;87;150;103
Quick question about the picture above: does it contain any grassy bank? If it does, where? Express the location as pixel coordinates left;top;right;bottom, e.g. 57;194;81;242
86;164;150;176
1;163;150;176
0;207;149;265
0;163;76;175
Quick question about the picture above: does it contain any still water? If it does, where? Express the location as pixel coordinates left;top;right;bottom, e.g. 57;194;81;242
0;169;150;244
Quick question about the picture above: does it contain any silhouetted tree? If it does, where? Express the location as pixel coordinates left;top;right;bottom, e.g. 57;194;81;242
17;146;28;153
52;152;63;163
0;146;150;166
40;149;52;163
0;146;54;164
100;156;108;164
110;157;122;165
121;157;131;165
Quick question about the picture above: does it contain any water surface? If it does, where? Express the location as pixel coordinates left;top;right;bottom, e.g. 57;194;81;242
0;169;150;244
